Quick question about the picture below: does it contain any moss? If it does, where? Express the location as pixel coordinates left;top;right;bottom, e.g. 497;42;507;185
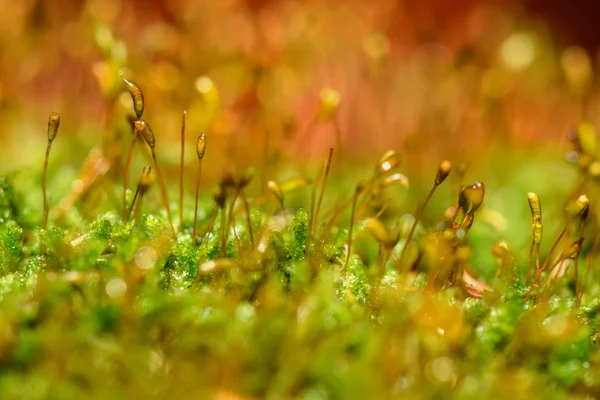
291;209;308;261
475;301;526;355
0;93;599;400
90;217;113;241
0;221;23;269
342;255;370;304
0;177;18;223
8;3;600;397
0;162;598;400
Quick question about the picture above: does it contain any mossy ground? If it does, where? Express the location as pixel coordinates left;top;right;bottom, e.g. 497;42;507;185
1;2;600;399
0;152;599;400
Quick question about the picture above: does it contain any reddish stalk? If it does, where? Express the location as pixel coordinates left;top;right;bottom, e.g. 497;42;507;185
127;169;144;221
534;243;541;282
128;191;141;222
575;222;586;304
396;184;438;271
130;166;151;226
239;190;255;249
227;192;242;254
193;133;206;245
373;198;392;220
201;207;218;248
42;113;60;229
305;163;325;259
123;128;138;221
355;176;379;221
192;159;203;246
526;224;567;302
539;225;568;277
526;239;535;285
220;198;228;257
179;110;187;233
151;149;175;235
134;192;144;226
344;189;360;277
41;141;53;229
319;198;352;246
306;148;334;260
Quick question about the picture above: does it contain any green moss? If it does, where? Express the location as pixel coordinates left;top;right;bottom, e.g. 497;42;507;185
291;209;308;261
0;220;23;269
0;140;597;400
475;301;525;355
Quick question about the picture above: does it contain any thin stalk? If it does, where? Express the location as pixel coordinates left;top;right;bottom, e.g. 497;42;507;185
256;200;277;247
397;183;438;271
319;198;352;245
539;252;574;303
526;224;567;302
202;207;218;247
192;159;203;246
320;195;391;249
123;129;138;221
220;201;227;257
230;205;242;256
179;110;186;232
381;246;394;276
344;191;359;277
526;239;534;285
373;198;392;219
127;177;143;221
426;267;443;292
239;190;255;248
134;191;145;226
575;222;585;303
535;243;541;282
539;225;568;276
355;174;379;220
307;148;334;260
305;161;325;259
226;192;239;254
42;113;60;229
151;149;175;235
131;167;150;225
41;142;53;229
231;219;242;256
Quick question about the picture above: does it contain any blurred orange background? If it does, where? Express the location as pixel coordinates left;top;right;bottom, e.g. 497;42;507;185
1;0;600;185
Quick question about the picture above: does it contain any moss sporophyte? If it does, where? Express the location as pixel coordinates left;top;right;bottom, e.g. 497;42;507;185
2;77;600;399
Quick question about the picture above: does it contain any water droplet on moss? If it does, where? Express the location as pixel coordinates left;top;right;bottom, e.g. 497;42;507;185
135;246;157;270
106;278;127;298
